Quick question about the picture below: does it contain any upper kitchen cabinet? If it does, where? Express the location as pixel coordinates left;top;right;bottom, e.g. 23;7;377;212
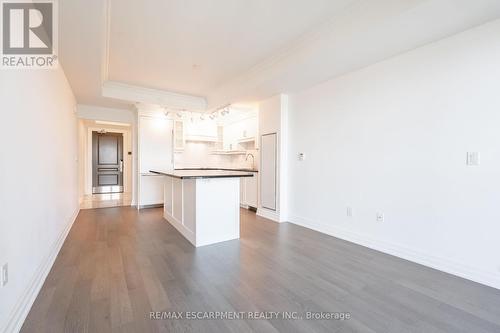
222;116;258;151
139;115;173;173
137;114;174;207
184;118;218;142
238;117;258;141
174;120;184;151
238;116;258;149
222;121;238;151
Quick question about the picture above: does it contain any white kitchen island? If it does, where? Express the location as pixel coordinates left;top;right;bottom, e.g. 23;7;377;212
150;169;254;247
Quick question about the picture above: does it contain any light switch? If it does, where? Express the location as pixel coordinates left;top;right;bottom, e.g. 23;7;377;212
298;153;305;161
376;212;384;222
466;152;480;166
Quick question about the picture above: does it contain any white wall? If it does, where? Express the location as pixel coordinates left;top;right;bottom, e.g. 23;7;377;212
287;19;500;289
78;120;86;201
0;68;79;331
77;104;134;123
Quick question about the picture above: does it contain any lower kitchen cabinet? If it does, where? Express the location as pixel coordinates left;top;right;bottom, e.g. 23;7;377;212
240;173;258;208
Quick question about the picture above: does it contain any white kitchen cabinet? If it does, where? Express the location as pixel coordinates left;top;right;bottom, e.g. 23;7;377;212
245;173;258;208
222;116;258;151
248;118;257;139
240;178;246;206
139;116;173;173
140;174;165;206
138;115;173;207
240;173;258;208
216;126;223;150
174;120;184;151
239;117;257;141
223;122;238;151
185;119;217;141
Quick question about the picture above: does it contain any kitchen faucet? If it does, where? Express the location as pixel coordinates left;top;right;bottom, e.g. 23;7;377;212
245;153;255;170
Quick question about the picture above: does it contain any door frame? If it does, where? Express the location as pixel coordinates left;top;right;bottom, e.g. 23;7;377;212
85;126;131;196
92;131;124;193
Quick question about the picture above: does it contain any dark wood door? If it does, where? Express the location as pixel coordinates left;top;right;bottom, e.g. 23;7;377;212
92;131;123;194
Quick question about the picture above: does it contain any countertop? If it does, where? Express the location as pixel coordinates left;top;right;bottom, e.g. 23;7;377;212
175;167;258;173
150;169;255;179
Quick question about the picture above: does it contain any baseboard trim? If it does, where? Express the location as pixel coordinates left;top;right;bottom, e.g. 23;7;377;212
257;208;281;222
138;203;164;209
3;207;81;333
163;211;196;246
288;214;500;291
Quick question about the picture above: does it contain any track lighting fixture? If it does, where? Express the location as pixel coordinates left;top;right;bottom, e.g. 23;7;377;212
218;106;230;116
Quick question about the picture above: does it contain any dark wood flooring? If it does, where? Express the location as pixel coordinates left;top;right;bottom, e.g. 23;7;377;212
21;207;500;333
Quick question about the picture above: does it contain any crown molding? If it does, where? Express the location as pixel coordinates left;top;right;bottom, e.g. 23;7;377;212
205;0;500;108
102;81;207;110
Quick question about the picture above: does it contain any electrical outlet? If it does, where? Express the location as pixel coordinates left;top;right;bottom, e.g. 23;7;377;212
376;212;384;222
347;206;353;217
1;263;8;287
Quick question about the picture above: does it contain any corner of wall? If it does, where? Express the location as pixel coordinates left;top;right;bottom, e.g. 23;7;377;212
288;213;500;290
2;208;80;333
257;208;281;223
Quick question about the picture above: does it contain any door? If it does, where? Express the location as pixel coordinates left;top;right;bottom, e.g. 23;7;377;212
261;133;277;210
92;131;123;194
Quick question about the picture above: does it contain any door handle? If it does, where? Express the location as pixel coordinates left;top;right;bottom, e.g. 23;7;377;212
119;160;123;172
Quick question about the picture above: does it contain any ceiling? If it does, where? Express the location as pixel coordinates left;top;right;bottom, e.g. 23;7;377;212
59;0;500;111
108;0;355;96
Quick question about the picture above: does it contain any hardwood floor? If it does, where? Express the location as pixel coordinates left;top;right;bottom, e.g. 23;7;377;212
21;207;500;333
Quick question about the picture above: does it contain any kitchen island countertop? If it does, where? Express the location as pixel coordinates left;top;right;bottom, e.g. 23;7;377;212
175;167;258;173
150;169;254;179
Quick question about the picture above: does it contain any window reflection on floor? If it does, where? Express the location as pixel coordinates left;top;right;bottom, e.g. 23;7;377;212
80;192;132;209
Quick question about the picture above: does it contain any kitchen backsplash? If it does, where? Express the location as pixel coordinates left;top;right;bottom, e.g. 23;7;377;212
174;141;258;170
